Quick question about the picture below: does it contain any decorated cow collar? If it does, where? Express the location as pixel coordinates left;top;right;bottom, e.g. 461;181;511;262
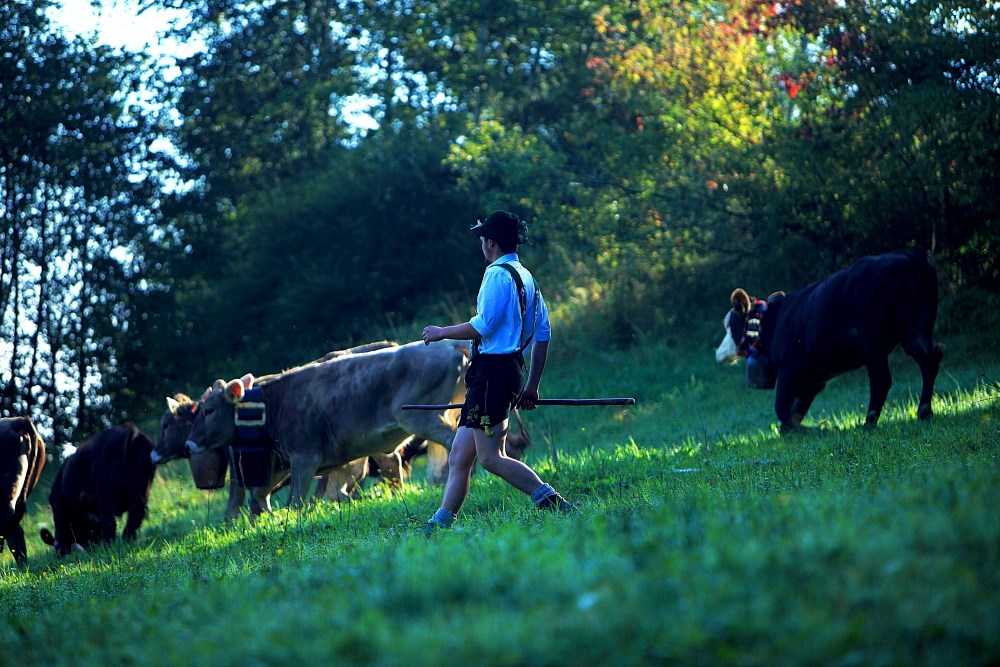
737;298;769;359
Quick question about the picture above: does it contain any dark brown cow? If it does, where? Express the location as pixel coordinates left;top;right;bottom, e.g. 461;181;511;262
40;423;156;555
185;340;468;514
0;417;45;564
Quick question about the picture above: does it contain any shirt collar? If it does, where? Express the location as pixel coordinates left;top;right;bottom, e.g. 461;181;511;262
488;253;519;268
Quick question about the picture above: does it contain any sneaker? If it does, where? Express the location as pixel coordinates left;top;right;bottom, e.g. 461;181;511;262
536;493;578;514
418;518;453;537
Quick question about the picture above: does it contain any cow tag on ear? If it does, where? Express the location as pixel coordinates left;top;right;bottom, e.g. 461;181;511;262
167;396;181;415
225;379;245;403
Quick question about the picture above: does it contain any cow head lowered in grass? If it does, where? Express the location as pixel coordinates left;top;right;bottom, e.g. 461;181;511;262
716;249;943;434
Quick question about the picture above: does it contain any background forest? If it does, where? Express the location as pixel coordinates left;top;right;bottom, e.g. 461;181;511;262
2;0;998;451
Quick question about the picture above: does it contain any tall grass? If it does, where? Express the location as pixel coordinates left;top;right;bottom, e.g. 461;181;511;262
1;341;997;666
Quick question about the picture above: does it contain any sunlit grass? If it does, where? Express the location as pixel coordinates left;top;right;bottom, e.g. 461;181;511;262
1;341;998;665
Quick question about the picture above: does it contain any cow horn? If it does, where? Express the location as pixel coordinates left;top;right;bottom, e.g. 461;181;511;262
731;288;751;315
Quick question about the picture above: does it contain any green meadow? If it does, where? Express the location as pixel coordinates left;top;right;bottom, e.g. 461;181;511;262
1;339;998;666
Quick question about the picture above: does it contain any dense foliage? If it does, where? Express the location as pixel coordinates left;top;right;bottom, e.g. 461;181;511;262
1;0;998;444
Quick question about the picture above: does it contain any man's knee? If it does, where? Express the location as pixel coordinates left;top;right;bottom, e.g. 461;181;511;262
477;447;508;475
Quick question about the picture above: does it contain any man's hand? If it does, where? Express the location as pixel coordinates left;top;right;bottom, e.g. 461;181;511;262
422;325;444;345
517;388;540;411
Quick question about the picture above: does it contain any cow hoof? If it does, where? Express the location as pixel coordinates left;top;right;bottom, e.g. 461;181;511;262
779;422;808;436
917;404;933;420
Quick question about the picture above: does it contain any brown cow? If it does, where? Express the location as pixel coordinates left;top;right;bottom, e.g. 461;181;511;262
152;344;427;519
0;417;45;564
40;423;156;555
185;340;468;515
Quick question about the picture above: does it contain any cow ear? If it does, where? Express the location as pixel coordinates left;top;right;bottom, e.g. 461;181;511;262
166;396;181;415
240;373;254;390
225;379;245;403
730;288;751;315
203;380;226;401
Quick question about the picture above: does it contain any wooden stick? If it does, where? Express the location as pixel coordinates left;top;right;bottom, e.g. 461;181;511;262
402;398;636;410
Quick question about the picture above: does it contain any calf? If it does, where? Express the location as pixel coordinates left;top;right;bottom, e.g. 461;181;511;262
40;423;156;555
0;417;45;564
715;249;943;433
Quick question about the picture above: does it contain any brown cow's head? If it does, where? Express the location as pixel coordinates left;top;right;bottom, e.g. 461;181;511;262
151;394;199;464
185;377;251;454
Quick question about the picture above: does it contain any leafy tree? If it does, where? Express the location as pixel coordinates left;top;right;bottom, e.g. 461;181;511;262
446;0;790;344
1;1;169;448
738;0;999;290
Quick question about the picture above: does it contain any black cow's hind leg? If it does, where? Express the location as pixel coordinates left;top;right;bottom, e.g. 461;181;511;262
864;353;893;427
122;499;148;541
905;340;943;421
774;374;802;434
99;514;118;543
5;527;28;565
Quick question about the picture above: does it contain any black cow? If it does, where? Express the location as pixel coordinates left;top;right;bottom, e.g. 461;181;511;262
0;417;45;564
40;423;156;555
715;249;943;433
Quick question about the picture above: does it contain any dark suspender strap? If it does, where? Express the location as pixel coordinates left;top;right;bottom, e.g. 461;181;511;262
496;263;534;355
472;263;537;358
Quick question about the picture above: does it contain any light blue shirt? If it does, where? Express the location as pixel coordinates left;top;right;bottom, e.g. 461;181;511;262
469;253;551;356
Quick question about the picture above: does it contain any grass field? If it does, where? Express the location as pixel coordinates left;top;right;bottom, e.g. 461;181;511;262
1;338;998;666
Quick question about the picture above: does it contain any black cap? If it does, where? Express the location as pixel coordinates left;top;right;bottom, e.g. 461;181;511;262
469;210;530;247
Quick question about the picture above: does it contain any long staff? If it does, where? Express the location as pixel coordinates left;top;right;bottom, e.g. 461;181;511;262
402;397;636;410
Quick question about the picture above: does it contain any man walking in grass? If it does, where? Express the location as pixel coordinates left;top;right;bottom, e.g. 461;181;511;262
421;210;575;531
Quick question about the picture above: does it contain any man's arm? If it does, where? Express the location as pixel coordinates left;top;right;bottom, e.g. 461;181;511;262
422;322;481;345
517;340;549;410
